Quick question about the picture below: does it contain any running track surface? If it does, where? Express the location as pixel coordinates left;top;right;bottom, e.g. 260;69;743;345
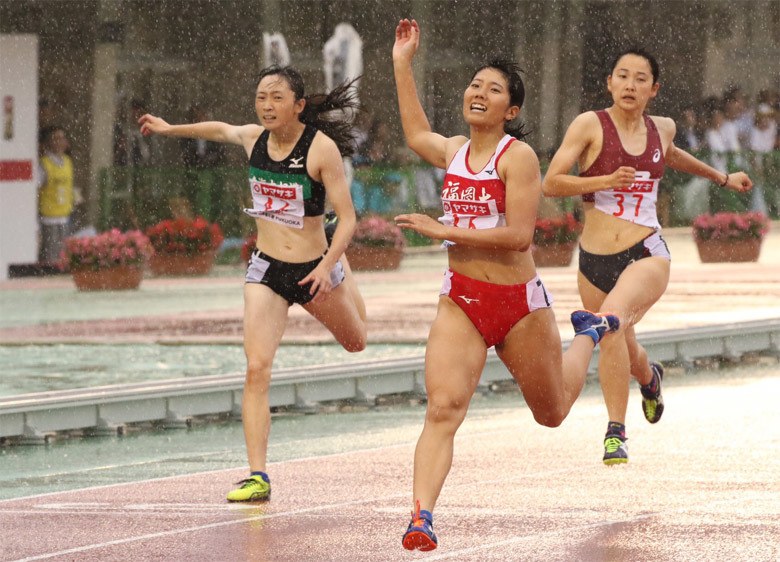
2;370;779;561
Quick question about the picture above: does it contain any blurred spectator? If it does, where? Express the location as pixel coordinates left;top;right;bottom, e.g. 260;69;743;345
179;104;226;168
674;106;701;151
723;87;752;147
702;100;731;175
352;119;408;213
113;98;153;167
717;95;742;152
38;125;78;263
748;103;778;214
38;97;56;132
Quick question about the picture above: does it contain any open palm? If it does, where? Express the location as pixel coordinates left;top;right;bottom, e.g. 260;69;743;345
393;19;420;62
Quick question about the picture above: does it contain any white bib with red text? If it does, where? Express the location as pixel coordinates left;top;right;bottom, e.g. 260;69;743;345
243;178;306;229
593;170;661;229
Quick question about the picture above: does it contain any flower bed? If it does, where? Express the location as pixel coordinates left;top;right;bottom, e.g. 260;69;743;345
692;211;769;242
348;215;407;271
533;213;581;247
61;229;153;291
62;229;153;271
532;213;581;267
145;216;224;256
692;212;769;263
146;216;224;275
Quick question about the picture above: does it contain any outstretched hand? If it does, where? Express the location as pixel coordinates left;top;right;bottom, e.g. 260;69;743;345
724;171;753;193
395;213;445;240
138;114;171;137
393;19;420;63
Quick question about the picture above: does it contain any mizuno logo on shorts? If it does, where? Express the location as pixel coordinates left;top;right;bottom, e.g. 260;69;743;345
458;295;479;304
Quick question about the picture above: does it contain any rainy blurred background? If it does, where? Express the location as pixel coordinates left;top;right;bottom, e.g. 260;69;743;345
1;0;778;259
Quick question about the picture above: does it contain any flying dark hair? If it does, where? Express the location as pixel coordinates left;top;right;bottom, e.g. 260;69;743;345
256;65;361;156
471;59;527;140
610;47;660;85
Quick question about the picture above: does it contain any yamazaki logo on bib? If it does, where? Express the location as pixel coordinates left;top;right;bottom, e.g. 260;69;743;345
244;179;305;229
440;198;502;230
254;182;298;200
614;171;658;193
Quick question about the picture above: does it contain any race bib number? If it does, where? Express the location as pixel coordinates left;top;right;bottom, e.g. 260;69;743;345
243;179;305;229
596;171;658;222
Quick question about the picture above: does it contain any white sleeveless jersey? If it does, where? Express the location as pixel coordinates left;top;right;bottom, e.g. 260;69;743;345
439;135;515;246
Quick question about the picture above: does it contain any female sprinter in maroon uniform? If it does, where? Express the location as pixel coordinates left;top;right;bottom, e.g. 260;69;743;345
139;66;367;502
543;48;752;465
392;19;619;551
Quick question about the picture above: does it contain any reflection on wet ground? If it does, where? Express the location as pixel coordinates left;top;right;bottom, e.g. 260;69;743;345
0;343;425;396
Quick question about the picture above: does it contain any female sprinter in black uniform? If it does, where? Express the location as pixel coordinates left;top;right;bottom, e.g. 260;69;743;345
139;66;367;502
543;48;752;465
391;19;619;551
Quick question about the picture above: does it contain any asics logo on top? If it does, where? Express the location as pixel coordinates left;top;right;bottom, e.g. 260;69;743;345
652;148;661;163
458;295;479;304
289;156;304;168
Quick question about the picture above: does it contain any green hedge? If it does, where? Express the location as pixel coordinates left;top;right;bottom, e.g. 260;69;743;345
97;151;779;236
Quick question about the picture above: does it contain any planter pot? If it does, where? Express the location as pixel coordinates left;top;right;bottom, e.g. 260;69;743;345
72;265;144;291
345;246;404;271
149;249;217;276
694;238;762;263
532;241;577;267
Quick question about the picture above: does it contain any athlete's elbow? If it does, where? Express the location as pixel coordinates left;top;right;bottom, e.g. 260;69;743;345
541;177;563;197
508;235;532;252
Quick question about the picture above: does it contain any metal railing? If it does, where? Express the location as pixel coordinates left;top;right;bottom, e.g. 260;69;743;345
3;318;778;444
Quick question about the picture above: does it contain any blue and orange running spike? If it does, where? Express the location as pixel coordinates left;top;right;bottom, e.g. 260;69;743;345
402;499;438;551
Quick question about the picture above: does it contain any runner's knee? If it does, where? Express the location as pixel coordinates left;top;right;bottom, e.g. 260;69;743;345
245;360;273;390
530;404;566;428
425;394;470;428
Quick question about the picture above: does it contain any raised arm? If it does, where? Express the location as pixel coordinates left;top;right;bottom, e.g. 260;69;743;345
392;19;450;169
542;112;635;197
138;114;262;157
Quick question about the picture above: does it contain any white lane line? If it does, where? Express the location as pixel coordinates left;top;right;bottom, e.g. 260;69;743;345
424;495;767;560
0;424;524;505
9;465;591;562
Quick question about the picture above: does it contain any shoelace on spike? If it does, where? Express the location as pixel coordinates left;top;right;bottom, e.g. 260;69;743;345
412;499;425;527
604;436;624;453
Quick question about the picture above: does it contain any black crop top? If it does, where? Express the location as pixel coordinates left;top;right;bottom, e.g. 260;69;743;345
243;124;326;228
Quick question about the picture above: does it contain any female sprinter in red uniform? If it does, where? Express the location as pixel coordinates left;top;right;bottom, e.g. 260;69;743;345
543;48;752;465
392;19;619;551
139;66;367;502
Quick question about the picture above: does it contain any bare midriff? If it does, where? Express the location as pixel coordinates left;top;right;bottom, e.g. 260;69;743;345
580;204;655;254
253;215;327;263
447;244;536;285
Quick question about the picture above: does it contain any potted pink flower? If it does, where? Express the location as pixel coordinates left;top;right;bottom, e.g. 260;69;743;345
532;212;582;267
61;229;153;291
346;215;407;271
692;211;769;263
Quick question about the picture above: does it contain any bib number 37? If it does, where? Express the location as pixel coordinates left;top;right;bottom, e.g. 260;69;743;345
612;193;644;218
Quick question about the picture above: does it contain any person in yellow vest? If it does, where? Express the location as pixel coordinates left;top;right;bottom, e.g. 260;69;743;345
38;126;74;263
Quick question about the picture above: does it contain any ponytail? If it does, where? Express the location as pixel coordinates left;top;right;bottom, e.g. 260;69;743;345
299;78;361;156
256;66;361;156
